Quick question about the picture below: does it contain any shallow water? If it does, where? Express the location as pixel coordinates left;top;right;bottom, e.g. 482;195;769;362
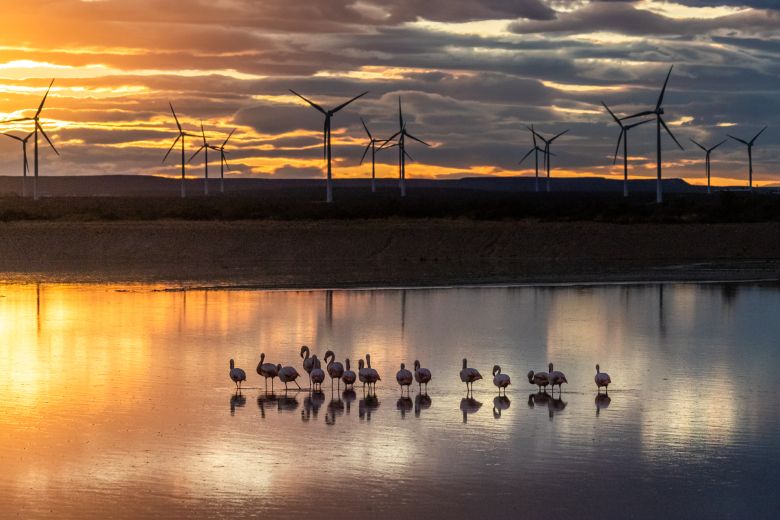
0;282;778;519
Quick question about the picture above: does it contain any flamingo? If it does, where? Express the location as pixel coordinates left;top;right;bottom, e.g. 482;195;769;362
300;345;315;386
365;354;381;393
548;362;568;392
358;359;369;391
229;359;246;390
310;356;325;391
342;358;357;390
492;365;511;395
527;370;549;391
396;363;413;395
324;350;344;391
278;364;302;391
595;364;611;393
256;353;279;391
460;358;482;393
413;359;432;394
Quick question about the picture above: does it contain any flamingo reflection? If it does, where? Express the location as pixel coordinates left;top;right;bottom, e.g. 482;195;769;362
359;394;380;421
257;392;278;419
342;389;357;415
302;390;326;422
460;397;482;423
492;395;511;419
414;394;432;418
230;391;246;416
397;396;413;419
325;394;345;426
595;393;612;416
277;392;299;413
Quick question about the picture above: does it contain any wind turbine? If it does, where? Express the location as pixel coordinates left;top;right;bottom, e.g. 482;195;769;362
689;138;726;194
2;79;59;201
380;97;430;197
528;127;569;192
214;129;235;194
518;124;548;192
621;66;684;203
728;126;767;190
163;103;199;198
359;118;388;193
187;121;218;196
602;101;652;197
289;89;368;203
3;132;34;197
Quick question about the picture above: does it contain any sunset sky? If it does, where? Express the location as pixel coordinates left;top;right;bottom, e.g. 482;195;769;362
0;0;778;186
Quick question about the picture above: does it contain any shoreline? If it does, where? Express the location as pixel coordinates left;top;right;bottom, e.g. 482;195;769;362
0;219;776;288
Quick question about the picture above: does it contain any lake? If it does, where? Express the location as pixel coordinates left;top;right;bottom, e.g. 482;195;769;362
0;282;778;519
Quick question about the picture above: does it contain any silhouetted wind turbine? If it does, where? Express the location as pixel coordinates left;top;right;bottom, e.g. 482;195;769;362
359;118;387;193
689;138;726;194
529;127;569;192
381;97;430;197
3;132;34;197
728;126;767;190
163;103;199;198
289;89;368;203
621;66;684;203
188;121;218;196
3;79;59;201
518;124;548;192
602;102;652;197
215;129;235;194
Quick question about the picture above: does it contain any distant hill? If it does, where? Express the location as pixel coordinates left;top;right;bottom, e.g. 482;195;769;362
0;174;772;197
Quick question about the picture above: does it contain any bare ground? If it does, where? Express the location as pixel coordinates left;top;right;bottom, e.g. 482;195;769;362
0;220;777;287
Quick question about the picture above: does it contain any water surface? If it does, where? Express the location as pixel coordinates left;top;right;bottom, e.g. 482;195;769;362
0;283;778;519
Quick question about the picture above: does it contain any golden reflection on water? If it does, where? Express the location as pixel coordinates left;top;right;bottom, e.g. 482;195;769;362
0;283;777;519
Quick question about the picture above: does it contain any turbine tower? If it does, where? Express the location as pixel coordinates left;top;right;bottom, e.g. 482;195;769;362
188;121;218;196
3;132;34;197
3;79;59;201
728;126;767;190
621;66;684;203
528;127;569;192
602;101;652;197
689;138;726;194
518;124;548;192
381;97;430;197
359;118;388;193
289;89;368;203
214;129;235;194
163;103;199;198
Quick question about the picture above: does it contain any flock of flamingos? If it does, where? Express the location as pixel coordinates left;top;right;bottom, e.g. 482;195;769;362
228;346;613;398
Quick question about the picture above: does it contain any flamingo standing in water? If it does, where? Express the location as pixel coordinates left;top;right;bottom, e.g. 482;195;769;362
492;365;511;395
229;359;246;390
460;358;482;393
413;360;431;394
365;354;381;393
527;370;549;391
595;364;611;393
310;356;325;391
342;358;357;390
396;363;413;395
300;345;315;386
278;364;302;391
257;353;279;391
548;362;568;393
324;350;344;391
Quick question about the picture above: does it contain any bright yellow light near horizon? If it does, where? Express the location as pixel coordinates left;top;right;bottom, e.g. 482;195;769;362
636;0;750;20
552;105;602;116
716;122;737;127
542;80;626;93
668;116;694;126
569;32;647;45
406;18;515;38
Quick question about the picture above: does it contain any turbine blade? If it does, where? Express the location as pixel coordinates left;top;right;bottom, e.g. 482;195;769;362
404;150;414;162
518;147;535;165
621;111;655;120
378;131;401;149
551;129;569;142
526;126;547;144
169;102;182;132
710;139;727;151
614;129;624;165
398;97;404;128
626;119;653;130
360;117;372;140
3;133;23;142
222;153;231;172
656;65;673;110
35;79;55;117
750;125;767;144
289;89;326;114
660;117;684;150
689;138;707;152
360;142;371;165
530;124;537;147
404;131;430;146
201;121;207;145
162;135;181;163
728;135;749;146
601;101;622;126
188;146;205;163
37;123;59;156
221;128;236;148
331;91;369;114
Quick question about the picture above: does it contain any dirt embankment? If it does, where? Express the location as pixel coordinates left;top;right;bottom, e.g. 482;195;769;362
0;220;777;287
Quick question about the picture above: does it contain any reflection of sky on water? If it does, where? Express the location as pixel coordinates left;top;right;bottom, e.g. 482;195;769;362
0;283;778;519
